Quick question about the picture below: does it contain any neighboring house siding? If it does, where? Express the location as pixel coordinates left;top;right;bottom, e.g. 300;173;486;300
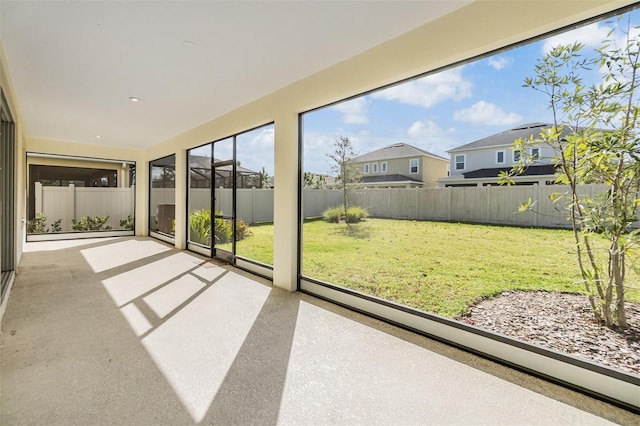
361;158;417;180
386;158;420;180
355;143;449;187
358;156;448;187
449;145;557;176
438;123;580;187
421;157;449;188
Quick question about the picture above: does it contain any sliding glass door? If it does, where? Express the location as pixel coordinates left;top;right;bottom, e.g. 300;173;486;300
186;124;274;277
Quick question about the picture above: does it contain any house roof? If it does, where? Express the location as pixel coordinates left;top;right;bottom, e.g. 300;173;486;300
447;123;574;153
462;164;556;179
360;174;424;184
355;143;447;162
188;155;257;174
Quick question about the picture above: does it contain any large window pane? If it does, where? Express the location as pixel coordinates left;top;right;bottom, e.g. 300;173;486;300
301;8;640;378
150;155;176;238
235;124;274;265
211;137;234;257
188;144;212;247
27;160;135;234
186;124;274;268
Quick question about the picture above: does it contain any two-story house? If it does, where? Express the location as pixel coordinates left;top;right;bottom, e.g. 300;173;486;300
438;123;569;187
354;143;449;188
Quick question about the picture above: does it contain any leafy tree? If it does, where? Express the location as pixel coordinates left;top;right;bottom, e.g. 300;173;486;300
303;172;327;189
158;166;175;188
314;174;327;189
503;21;639;328
303;172;315;189
327;136;362;225
259;167;272;188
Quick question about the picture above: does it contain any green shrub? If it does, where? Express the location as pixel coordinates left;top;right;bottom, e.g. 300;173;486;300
214;215;232;244
72;216;112;231
51;219;63;232
27;213;64;233
190;209;211;245
323;206;343;223
119;215;135;230
234;218;252;241
190;210;251;245
346;206;368;223
323;206;368;223
27;212;49;233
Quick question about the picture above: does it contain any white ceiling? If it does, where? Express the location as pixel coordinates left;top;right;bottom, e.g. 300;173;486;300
1;0;470;149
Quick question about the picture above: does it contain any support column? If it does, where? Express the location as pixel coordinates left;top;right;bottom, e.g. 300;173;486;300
135;157;148;236
174;149;187;249
273;111;298;292
34;182;43;214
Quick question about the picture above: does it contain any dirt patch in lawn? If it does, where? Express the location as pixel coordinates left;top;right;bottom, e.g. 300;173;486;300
460;290;640;376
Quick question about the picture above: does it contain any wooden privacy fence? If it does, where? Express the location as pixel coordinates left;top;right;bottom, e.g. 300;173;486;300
34;183;135;232
349;184;613;228
121;184;637;230
174;184;631;229
178;184;617;229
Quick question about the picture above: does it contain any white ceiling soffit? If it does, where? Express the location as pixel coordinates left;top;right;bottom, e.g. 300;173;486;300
0;0;470;149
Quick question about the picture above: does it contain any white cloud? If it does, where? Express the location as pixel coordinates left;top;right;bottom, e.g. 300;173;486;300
236;126;275;174
371;67;472;108
406;120;457;154
453;101;522;126
331;97;368;124
487;57;509;70
303;127;459;171
407;119;454;138
543;21;611;53
302;132;366;174
302;133;334;174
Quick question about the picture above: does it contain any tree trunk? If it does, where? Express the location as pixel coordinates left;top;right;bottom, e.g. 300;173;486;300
614;250;628;328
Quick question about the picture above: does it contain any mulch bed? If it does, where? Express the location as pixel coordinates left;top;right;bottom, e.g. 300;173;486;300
459;290;640;376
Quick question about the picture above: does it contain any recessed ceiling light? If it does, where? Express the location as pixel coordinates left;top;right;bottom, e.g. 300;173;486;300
129;96;140;102
182;40;195;48
95;135;102;139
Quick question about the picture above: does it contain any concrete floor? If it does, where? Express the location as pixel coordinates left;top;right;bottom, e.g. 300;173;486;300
1;237;638;425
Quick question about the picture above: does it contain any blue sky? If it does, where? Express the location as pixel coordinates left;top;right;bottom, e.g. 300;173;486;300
210;8;639;177
301;7;640;175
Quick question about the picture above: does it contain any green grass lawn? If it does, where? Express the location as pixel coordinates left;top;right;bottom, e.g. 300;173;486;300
230;218;639;318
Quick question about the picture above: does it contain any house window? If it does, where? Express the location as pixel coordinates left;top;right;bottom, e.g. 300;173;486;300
372;163;378;173
409;158;419;174
455;154;465;170
531;148;540;159
381;162;387;173
496;150;505;164
513;149;521;162
364;164;370;174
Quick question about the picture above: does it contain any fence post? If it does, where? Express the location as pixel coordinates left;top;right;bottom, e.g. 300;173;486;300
35;182;43;214
486;185;491;223
533;184;539;227
69;184;76;230
447;186;452;221
252;188;256;224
